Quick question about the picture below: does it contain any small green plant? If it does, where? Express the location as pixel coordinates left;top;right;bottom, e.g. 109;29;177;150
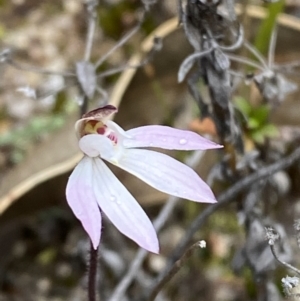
234;96;278;144
0;114;64;164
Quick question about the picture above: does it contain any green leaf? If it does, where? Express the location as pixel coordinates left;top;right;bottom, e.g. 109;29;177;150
259;123;279;138
254;0;285;56
252;131;265;144
234;97;252;116
251;105;269;124
248;117;259;129
252;123;278;144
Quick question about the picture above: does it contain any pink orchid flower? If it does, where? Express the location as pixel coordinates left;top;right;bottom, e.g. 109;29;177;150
66;105;222;253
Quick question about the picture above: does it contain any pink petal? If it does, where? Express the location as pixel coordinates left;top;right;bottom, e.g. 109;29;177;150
123;125;222;150
103;149;217;203
106;120;131;139
92;158;159;253
66;156;102;249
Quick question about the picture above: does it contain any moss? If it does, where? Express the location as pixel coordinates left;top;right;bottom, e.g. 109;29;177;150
243;267;257;299
97;1;136;39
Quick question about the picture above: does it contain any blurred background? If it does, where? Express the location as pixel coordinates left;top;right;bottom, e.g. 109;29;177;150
1;0;300;300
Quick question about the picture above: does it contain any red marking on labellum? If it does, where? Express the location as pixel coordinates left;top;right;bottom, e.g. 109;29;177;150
97;127;106;135
108;133;118;144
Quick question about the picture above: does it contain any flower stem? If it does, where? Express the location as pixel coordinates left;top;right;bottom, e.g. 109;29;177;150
88;241;98;301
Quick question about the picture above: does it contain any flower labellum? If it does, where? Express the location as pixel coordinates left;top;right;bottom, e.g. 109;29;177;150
66;105;222;253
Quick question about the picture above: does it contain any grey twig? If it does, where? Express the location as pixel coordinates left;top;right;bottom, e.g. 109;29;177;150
266;227;300;276
269;244;300;276
147;241;205;301
151;147;300;293
97;37;162;79
268;26;277;68
244;41;269;69
224;0;237;21
225;54;265;71
84;0;98;62
80;1;98;116
108;199;180;301
6;58;75;77
269;244;300;275
294;219;300;249
178;47;214;83
94;11;145;69
108;151;206;301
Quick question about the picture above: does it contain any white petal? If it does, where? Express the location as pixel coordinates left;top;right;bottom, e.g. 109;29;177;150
92;158;159;253
123;125;222;150
106;120;131;138
79;134;115;158
103;149;216;203
66;157;102;249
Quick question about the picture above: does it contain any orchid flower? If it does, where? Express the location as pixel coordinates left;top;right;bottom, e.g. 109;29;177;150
66;105;222;253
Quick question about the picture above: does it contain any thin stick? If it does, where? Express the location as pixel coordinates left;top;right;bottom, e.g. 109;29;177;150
84;0;98;62
269;244;300;276
244;41;269;69
108;200;179;301
94;13;144;69
226;54;265;71
7;59;75;77
80;1;99;114
268;25;278;69
97;53;155;79
224;0;237;21
147;241;204;301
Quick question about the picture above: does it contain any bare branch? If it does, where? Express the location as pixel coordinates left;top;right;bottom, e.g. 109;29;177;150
226;53;265;71
84;0;99;62
294;219;300;249
244;41;269;69
94;11;145;69
268;25;278;68
147;241;206;301
266;227;300;276
224;0;237;21
98;37;162;79
6;57;75;77
178;47;214;83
